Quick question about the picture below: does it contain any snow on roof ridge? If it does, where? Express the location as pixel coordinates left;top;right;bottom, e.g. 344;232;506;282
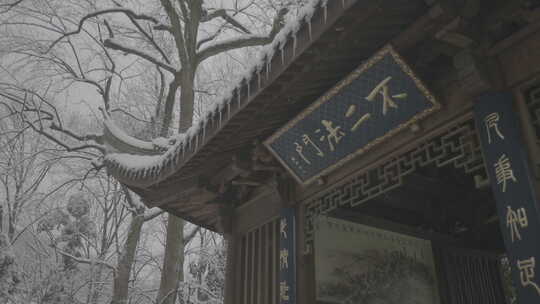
104;0;331;186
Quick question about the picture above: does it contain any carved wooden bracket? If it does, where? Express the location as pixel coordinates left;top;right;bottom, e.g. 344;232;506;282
216;204;234;235
452;49;504;95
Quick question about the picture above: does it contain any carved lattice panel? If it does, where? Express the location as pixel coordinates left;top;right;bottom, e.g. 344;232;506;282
303;120;486;244
526;84;540;141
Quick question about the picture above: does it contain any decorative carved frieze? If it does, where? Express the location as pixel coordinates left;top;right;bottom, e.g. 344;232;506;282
303;119;486;244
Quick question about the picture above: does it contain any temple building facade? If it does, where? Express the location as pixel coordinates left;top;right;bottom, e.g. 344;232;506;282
103;0;540;303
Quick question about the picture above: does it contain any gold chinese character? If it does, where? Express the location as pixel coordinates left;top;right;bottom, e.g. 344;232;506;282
518;257;540;295
345;104;372;131
280;218;287;239
280;281;290;301
294;142;311;165
507;206;528;242
280;249;289;269
366;76;407;115
316;120;345;151
302;134;324;157
484;112;505;144
494;154;517;192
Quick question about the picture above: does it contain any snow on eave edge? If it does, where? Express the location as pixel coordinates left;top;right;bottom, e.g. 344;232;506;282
103;0;346;188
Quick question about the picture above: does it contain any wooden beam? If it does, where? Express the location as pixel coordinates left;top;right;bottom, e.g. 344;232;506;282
210;156;251;186
153;186;217;207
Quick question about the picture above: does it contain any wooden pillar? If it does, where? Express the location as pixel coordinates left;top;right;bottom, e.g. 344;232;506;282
219;206;236;304
296;200;313;304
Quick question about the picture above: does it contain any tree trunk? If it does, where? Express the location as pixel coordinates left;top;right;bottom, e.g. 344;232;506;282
111;213;144;304
156;215;185;304
178;71;195;133
89;262;104;304
7;214;15;242
0;206;4;236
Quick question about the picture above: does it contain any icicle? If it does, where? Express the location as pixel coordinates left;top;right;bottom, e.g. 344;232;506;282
247;80;250;97
342;0;345;8
257;70;261;89
144;168;150;179
281;47;285;65
266;58;270;79
227;99;231;118
202;122;206;143
237;87;241;108
219;110;222;127
308;19;312;40
323;2;328;23
293;34;297;57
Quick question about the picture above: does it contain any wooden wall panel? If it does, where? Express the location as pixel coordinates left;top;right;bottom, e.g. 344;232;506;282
237;218;280;304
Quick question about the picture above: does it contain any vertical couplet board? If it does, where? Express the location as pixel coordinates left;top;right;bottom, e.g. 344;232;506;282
279;207;296;304
474;92;540;303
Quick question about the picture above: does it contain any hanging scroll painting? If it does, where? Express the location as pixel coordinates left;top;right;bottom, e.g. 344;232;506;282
314;216;441;304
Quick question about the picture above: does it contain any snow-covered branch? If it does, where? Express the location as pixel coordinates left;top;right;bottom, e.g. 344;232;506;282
0;0;24;14
159;0;189;66
103;39;177;74
26;121;105;155
0;86;106;154
56;248;116;272
47;8;164;52
144;208;165;221
201;9;251;34
196;7;288;63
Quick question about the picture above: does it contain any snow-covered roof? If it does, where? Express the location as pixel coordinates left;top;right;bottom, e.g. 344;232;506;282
104;0;354;188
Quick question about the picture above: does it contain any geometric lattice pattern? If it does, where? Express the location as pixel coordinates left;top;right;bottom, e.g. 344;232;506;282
526;84;540;141
303;119;486;244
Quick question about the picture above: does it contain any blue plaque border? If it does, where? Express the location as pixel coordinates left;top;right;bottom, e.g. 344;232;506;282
264;45;441;185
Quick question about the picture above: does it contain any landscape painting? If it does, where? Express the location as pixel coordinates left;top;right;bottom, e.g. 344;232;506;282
314;217;441;304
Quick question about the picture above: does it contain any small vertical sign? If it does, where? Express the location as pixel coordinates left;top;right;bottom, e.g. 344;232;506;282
279;207;296;304
475;92;540;303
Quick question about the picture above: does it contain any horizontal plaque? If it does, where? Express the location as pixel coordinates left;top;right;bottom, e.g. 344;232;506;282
265;45;440;185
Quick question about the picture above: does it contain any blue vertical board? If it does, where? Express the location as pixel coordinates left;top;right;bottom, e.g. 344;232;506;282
279;207;296;304
474;92;540;303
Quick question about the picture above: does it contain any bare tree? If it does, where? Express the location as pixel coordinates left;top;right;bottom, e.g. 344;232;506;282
0;0;25;14
1;0;296;303
0;112;56;241
35;174;167;304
